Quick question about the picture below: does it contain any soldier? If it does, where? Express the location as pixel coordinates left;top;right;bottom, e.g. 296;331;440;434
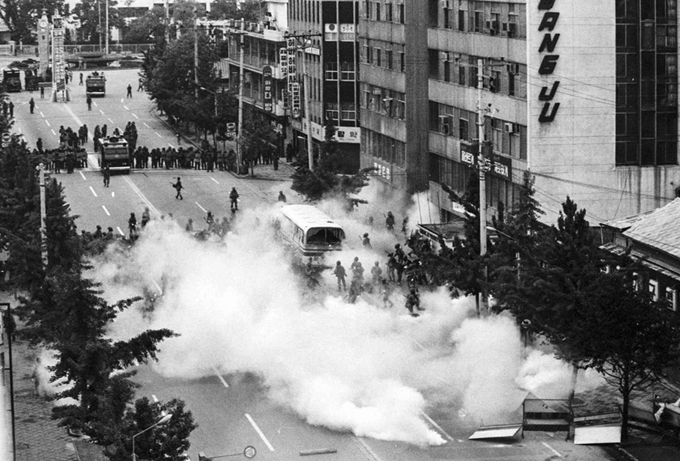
172;177;183;200
230;187;239;210
29;97;35;114
333;261;347;291
405;288;422;316
103;165;110;187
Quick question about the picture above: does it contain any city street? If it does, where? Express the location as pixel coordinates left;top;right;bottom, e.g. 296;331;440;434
7;66;619;461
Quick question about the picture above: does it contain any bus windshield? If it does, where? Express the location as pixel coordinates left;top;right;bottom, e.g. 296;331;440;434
306;227;344;245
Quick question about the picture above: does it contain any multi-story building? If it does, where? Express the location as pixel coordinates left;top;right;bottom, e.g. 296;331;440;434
360;0;680;224
288;0;361;171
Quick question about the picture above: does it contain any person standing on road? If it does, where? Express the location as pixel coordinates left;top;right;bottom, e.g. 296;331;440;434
137;78;143;91
333;261;347;291
128;212;138;239
8;101;14;118
278;191;287;203
230;187;239;210
29;98;35;114
172;177;183;200
126;84;132;98
87;94;92;111
79;72;84;85
103;165;110;187
141;207;151;228
40;86;45;99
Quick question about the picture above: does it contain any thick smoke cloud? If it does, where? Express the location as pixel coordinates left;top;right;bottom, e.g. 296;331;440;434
77;200;602;447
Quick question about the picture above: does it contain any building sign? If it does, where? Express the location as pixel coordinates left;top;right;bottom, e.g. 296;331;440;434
291;82;301;118
279;48;288;78
460;144;512;180
52;15;66;94
537;0;560;123
262;65;273;113
373;161;391;181
334;127;360;144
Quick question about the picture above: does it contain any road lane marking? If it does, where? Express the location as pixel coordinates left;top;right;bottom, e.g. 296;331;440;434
63;103;84;127
121;98;124;103
211;367;229;388
45;120;50;126
153;280;163;294
143;122;150;128
352;437;381;461
40;112;45;117
152;395;159;403
123;176;162;217
420;411;454;442
51;129;56;136
133;113;139;119
195;202;207;213
542;442;562;458
245;414;275;451
79;171;87;180
89;186;97;197
108;118;114;124
102;205;110;216
210;177;219;184
124;105;129;110
99;109;105;114
155;132;162;137
168;143;175;148
117;227;124;235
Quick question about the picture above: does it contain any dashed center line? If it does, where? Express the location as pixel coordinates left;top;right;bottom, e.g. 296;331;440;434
210;177;219;184
102;205;111;216
123;105;129;110
116;226;124;235
108;118;114;124
99;109;105;115
79;171;87;180
155;132;162;137
211;367;229;388
40;111;45;117
133;113;139;119
51;129;56;136
195;202;207;213
245;414;275;452
45;120;50;126
89;186;97;197
143;122;150;128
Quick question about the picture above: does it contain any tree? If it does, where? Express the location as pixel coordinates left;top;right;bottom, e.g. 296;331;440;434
120;7;167;44
105;397;197;461
569;269;680;439
240;107;279;175
0;0;64;44
18;267;175;437
208;0;262;22
72;0;125;45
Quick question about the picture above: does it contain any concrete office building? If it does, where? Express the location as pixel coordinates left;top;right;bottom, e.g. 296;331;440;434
360;0;680;224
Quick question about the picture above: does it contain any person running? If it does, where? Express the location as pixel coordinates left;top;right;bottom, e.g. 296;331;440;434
230;187;239;210
103;165;110;187
333;260;347;291
172;177;183;199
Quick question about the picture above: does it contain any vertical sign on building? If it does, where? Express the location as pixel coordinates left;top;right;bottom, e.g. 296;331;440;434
291;82;301;118
279;47;289;109
263;65;273;113
51;12;68;101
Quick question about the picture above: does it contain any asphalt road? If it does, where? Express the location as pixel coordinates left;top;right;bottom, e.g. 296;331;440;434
5;67;619;461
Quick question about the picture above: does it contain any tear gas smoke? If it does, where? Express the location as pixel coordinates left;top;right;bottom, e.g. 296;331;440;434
84;197;600;446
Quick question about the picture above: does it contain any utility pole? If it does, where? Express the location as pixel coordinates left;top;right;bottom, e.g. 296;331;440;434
38;163;48;269
105;0;109;55
236;18;245;174
194;11;199;100
300;47;314;171
477;57;488;315
164;0;170;42
98;0;102;51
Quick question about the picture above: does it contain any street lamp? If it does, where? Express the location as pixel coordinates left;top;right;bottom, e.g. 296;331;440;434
131;413;173;461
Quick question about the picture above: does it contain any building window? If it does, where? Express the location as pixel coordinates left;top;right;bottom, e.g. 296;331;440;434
325;61;338;80
386;49;393;70
341;61;356;80
458;7;466;31
376;48;382;67
459;118;469;141
341;103;356;121
649;279;659;301
665;286;677;310
399;3;405;24
399;48;405;72
386;2;393;22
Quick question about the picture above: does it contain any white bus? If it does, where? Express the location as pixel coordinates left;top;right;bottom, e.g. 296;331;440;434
277;205;345;259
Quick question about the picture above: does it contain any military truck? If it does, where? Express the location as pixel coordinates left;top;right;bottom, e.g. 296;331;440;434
2;69;22;92
85;71;106;97
98;135;131;173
